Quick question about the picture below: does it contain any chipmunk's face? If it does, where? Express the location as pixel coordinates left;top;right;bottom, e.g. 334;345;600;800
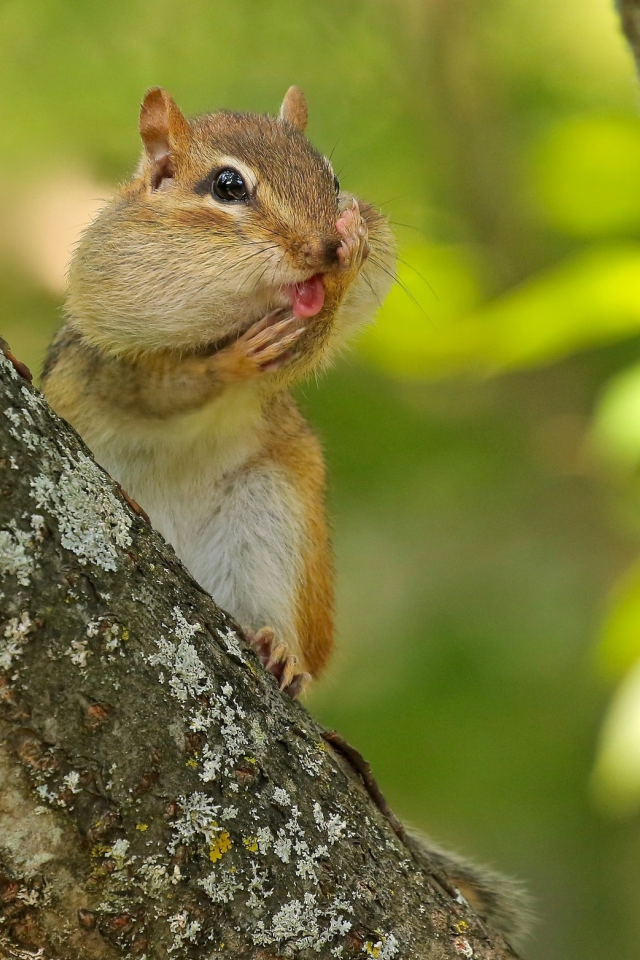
67;87;393;356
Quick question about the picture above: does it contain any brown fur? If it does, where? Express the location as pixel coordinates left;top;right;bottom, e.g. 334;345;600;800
259;394;334;677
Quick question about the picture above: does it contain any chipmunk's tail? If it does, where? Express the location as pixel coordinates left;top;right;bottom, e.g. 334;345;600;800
406;831;534;953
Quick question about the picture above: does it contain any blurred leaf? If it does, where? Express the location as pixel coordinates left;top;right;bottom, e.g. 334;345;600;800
598;561;640;679
360;243;640;379
529;116;640;237
356;244;485;378
591;658;640;817
591;361;640;471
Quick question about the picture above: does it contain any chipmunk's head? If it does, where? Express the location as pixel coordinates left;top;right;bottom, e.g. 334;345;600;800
66;87;393;357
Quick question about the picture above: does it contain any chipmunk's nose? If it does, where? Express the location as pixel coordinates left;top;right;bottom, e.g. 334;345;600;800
300;239;341;270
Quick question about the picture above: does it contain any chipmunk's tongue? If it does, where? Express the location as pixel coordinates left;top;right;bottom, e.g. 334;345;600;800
286;274;325;318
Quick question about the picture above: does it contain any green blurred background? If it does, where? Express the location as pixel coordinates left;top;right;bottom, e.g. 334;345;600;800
4;1;640;955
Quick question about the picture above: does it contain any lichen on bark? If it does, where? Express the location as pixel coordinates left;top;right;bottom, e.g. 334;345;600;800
0;348;518;959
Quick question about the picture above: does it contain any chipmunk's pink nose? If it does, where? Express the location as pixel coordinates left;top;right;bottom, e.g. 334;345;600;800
285;274;325;318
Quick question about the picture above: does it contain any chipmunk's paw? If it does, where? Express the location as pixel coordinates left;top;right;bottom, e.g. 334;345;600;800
216;308;305;379
245;626;311;698
336;199;369;271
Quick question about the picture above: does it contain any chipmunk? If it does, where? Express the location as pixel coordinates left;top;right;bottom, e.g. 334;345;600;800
39;87;531;948
42;86;395;696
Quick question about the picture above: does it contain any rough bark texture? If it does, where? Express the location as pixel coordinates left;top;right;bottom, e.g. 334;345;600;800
0;346;519;960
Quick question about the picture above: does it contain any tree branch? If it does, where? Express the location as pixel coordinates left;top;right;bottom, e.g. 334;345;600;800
0;344;518;958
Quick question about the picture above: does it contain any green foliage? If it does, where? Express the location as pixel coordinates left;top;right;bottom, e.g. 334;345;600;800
360;242;640;377
529;116;640;237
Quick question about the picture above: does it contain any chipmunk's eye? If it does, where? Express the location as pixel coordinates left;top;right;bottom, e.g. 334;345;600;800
333;175;340;196
212;168;248;203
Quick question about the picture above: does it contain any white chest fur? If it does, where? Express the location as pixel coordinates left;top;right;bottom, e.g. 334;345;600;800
88;386;305;652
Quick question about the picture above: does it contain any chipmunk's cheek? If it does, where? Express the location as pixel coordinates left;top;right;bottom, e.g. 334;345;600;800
285;274;325;318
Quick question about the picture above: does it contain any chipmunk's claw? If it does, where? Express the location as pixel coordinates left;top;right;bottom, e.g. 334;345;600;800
245;625;311;698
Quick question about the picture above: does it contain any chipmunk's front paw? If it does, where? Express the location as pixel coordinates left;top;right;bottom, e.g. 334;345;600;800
245;626;311;698
214;308;305;380
336;199;369;271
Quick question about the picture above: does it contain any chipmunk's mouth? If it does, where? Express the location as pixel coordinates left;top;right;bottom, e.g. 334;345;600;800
283;273;325;319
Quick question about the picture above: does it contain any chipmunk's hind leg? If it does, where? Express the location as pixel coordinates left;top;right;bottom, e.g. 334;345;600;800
245;625;311;698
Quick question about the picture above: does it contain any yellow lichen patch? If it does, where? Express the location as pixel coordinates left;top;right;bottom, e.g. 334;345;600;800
455;920;469;933
243;756;257;765
121;627;129;641
363;943;382;959
243;836;259;853
209;830;232;862
91;844;111;858
136;823;148;832
185;759;199;769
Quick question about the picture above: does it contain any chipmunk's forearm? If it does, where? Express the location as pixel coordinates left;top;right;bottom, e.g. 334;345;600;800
43;338;198;424
43;324;260;422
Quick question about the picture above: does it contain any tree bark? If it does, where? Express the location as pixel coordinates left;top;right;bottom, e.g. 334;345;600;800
0;343;518;960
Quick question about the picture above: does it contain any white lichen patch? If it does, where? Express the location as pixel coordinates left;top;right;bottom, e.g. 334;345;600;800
172;606;202;644
0;522;34;587
151;626;256;782
30;513;46;536
221;626;246;663
4;404;41;452
35;782;65;808
65;639;90;669
110;838;130;864
199;865;244;904
30;451;132;571
313;802;348;845
0;610;34;670
253;893;352;954
297;743;326;778
168;911;202;953
138;856;176;899
151;635;208;703
61;771;82;794
200;744;223;783
149;610;210;704
256;826;274;854
218;702;250;767
273;835;292;864
168;793;222;853
246;863;273;910
272;787;292;807
0;351;19;378
87;618;127;656
294;839;329;882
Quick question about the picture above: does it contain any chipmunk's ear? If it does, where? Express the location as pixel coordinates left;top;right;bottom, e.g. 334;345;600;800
139;88;191;190
278;86;308;133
